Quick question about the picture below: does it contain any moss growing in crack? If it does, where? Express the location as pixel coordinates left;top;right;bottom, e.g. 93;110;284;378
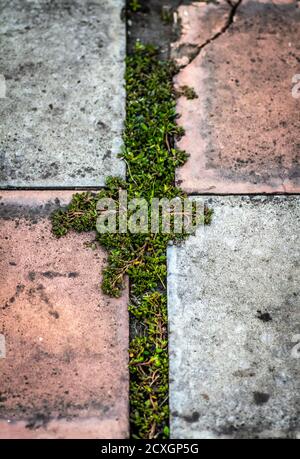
129;292;169;439
51;44;212;439
161;6;173;24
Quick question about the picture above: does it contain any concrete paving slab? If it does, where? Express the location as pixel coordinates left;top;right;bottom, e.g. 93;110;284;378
173;0;300;193
168;196;300;439
0;191;129;439
0;0;126;188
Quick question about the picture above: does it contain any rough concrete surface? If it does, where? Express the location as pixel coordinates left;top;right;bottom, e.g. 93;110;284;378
168;196;300;439
0;191;129;439
0;0;126;188
173;0;300;193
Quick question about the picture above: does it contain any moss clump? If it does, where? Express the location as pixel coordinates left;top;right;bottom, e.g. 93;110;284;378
51;44;212;439
161;6;173;24
177;85;199;100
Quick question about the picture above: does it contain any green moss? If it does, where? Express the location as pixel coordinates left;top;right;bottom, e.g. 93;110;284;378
177;85;199;100
129;0;142;12
161;6;173;24
51;44;213;439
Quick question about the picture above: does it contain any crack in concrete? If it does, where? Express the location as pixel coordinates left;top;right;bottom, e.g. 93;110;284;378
176;0;243;68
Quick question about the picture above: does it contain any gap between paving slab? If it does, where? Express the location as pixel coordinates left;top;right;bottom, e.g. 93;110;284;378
168;195;300;439
0;0;126;188
172;0;300;194
0;191;129;439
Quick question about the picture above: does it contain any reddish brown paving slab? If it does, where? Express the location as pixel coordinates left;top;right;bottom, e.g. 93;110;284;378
0;191;129;439
173;0;300;194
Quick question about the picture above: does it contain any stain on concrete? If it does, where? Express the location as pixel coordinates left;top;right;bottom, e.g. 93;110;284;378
256;310;273;323
253;392;270;405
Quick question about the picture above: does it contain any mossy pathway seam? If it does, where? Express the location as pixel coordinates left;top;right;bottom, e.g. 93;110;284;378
51;42;212;439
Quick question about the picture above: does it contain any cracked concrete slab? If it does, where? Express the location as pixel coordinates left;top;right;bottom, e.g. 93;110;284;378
171;0;234;68
168;196;300;439
0;191;129;439
0;0;126;188
173;0;300;193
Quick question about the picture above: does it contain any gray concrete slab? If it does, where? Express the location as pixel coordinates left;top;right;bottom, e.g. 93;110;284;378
0;0;126;188
168;196;300;439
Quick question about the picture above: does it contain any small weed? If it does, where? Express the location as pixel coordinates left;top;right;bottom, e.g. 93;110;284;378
129;0;142;12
